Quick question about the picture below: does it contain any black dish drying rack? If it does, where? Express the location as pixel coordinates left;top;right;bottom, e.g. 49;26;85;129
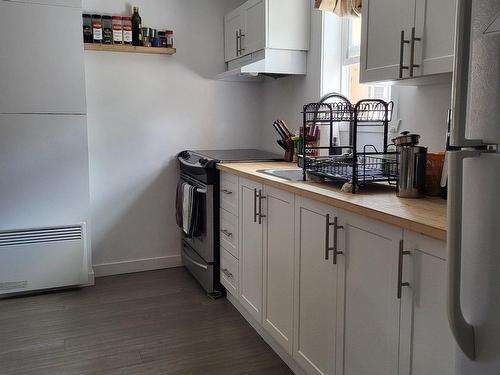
300;93;397;193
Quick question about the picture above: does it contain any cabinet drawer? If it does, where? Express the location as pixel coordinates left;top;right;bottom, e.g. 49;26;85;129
220;208;238;259
404;230;446;260
220;248;238;297
220;174;238;215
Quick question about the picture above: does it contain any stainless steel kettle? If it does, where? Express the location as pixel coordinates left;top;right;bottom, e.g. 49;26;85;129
392;131;427;198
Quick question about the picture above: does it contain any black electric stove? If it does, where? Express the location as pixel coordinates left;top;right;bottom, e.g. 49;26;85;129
177;149;282;297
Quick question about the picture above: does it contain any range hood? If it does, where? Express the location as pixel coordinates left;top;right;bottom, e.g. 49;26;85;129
215;49;307;82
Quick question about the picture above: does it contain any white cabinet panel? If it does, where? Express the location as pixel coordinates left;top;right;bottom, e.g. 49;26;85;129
262;185;295;354
224;8;244;62
221;248;239;297
242;0;266;56
220;208;239;259
268;0;310;51
4;0;81;7
415;0;457;76
400;239;455;375
293;197;339;375
239;177;263;322
0;114;90;230
0;1;86;114
342;215;402;375
360;0;416;82
220;173;239;215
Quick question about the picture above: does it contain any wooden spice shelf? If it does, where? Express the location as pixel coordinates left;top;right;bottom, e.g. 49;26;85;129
84;43;176;55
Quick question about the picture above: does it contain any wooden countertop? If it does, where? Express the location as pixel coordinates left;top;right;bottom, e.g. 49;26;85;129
217;162;447;241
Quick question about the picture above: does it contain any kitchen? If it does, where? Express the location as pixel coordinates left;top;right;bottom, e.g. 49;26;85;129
0;0;499;374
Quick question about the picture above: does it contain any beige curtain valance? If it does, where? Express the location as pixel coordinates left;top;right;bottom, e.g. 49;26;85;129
314;0;362;17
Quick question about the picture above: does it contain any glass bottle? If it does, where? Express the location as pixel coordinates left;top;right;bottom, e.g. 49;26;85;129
131;6;142;46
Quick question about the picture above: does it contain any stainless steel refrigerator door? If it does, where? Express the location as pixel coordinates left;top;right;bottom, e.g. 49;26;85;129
450;0;500;147
455;152;500;374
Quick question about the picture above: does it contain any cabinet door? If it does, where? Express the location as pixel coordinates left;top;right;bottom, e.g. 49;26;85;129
414;0;456;76
4;0;81;7
293;197;339;375
239;177;264;323
360;0;416;83
0;1;86;114
399;233;455;375
241;0;266;56
342;214;402;375
262;185;295;354
224;8;244;62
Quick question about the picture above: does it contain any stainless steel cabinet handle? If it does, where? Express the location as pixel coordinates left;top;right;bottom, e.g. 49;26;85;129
397;240;411;299
239;29;245;53
221;268;233;279
236;30;240;56
447;150;480;360
325;214;333;260
222;189;233;195
221;229;233;237
333;216;344;265
257;189;266;225
409;27;421;77
253;188;258;223
399;30;410;78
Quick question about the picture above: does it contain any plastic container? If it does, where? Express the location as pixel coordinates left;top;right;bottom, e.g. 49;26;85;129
112;16;123;44
122;17;132;45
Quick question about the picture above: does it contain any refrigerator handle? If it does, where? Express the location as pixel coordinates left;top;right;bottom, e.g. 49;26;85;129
447;150;481;360
450;0;483;147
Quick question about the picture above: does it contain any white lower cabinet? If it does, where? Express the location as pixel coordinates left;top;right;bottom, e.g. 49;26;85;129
293;197;341;375
239;177;264;322
399;231;455;375
341;215;403;375
221;171;453;375
262;186;295;354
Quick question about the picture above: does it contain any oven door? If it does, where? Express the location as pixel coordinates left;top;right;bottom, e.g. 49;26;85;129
180;173;214;264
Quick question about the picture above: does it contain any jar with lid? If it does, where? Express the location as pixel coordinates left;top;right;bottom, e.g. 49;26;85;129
112;16;123;44
82;14;93;43
102;16;113;44
122;17;132;45
92;15;102;43
158;31;166;47
142;27;151;47
165;30;174;48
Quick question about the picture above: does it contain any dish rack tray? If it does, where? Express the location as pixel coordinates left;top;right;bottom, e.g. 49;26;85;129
300;94;397;193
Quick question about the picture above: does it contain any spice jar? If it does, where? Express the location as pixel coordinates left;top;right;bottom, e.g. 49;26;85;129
92;15;102;44
122;17;132;45
112;16;123;44
83;14;93;43
142;27;151;47
158;31;166;47
102;16;113;44
165;30;174;48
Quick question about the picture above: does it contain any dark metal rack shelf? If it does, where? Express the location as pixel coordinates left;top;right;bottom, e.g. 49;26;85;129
300;93;396;193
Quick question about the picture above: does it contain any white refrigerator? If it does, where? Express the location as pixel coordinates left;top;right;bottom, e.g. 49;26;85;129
448;0;500;374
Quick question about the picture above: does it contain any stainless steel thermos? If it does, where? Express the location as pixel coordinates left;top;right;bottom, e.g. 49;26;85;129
392;131;427;198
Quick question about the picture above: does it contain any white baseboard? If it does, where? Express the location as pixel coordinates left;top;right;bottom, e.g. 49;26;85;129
93;255;182;277
226;293;306;375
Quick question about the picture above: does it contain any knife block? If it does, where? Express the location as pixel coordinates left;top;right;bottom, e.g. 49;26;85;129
284;137;294;162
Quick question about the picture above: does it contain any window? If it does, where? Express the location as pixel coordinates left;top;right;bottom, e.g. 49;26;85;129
340;17;391;103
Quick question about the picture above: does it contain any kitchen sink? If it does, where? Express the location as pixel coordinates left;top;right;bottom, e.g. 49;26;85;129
257;168;304;181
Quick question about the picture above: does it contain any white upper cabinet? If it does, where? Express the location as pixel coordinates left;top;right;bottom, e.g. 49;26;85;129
0;1;86;114
360;0;416;83
3;0;81;7
360;0;457;83
224;0;310;62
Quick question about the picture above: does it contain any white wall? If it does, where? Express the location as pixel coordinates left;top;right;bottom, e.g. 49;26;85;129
83;0;262;275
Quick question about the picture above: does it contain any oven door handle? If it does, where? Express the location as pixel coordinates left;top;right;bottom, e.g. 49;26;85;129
182;249;208;270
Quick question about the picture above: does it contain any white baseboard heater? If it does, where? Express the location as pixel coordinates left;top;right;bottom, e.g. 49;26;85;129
0;224;88;296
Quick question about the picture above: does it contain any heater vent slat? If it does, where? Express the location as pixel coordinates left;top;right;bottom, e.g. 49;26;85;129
0;226;83;248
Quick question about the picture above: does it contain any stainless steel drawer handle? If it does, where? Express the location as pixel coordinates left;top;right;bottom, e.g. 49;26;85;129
222;189;233;195
221;268;233;279
333;216;344;265
399;30;410;78
221;229;233;237
397;240;411;299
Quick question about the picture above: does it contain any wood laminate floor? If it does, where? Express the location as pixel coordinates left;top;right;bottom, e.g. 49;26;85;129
0;268;293;375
